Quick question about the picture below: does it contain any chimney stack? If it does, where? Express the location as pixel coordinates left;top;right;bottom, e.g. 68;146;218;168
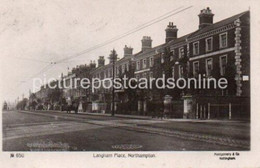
198;7;214;29
123;45;133;57
141;36;152;52
90;60;96;69
165;22;178;43
98;56;105;67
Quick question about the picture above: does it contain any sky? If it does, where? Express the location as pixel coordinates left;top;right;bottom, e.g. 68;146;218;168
0;0;252;102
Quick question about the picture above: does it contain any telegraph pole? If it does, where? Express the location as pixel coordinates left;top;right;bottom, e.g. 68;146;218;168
111;49;117;116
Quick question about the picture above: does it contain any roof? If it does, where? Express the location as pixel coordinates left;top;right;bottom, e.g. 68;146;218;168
188;10;249;38
134;43;166;58
77;10;250;75
167;33;191;46
90;56;132;74
116;55;133;63
166;10;249;46
90;63;112;74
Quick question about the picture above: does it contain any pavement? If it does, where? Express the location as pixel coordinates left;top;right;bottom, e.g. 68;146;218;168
2;110;250;151
38;109;249;123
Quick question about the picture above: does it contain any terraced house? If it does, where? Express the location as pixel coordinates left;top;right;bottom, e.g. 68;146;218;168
124;7;250;119
152;8;250;119
32;7;250;120
90;46;135;113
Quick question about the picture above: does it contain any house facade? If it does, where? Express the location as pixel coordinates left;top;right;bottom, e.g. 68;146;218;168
32;8;250;120
155;8;250;119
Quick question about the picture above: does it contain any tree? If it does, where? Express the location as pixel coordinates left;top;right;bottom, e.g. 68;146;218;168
47;88;63;104
29;93;37;110
16;98;28;110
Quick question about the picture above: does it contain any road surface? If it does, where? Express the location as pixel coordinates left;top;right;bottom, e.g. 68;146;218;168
2;110;250;151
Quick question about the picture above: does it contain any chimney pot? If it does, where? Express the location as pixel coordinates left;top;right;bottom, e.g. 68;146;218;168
124;45;133;57
141;36;152;52
198;7;214;29
98;56;105;67
165;22;178;43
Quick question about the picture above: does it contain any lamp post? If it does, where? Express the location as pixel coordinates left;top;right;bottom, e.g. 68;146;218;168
110;49;117;116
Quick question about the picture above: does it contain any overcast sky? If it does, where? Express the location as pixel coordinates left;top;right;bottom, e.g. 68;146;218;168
0;0;253;102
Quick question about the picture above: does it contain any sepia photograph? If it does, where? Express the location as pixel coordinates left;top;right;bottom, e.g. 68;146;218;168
0;0;259;167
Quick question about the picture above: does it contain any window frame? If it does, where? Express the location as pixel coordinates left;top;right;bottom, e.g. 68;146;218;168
136;74;139;80
179;65;184;78
219;55;227;76
172;66;175;78
193;61;199;77
219;32;228;49
136;61;140;70
122;64;125;73
179;47;185;58
143;59;146;68
170;50;175;61
150;72;153;78
205;37;213;52
205;58;213;77
193;41;200;55
143;72;147;79
149;57;153;67
161;55;164;64
170;55;174;61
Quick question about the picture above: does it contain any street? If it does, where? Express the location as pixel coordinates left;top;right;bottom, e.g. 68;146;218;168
2;110;250;151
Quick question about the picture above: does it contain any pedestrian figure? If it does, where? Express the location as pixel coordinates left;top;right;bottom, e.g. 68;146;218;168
160;107;164;120
67;97;72;113
78;100;83;113
73;101;79;114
